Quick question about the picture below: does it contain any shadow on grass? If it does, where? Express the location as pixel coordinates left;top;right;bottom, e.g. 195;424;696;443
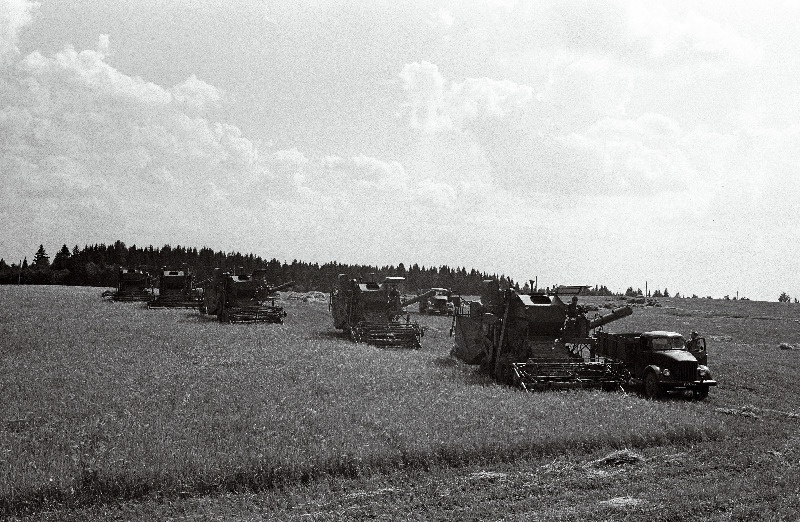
432;356;496;387
311;329;351;341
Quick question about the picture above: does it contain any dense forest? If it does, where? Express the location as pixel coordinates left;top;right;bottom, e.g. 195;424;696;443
0;241;537;295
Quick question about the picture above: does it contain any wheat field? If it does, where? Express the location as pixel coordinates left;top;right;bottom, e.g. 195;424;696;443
0;285;729;516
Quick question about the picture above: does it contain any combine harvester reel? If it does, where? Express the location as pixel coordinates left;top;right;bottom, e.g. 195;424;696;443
147;267;202;309
451;280;633;391
202;268;295;324
102;268;153;302
331;274;434;349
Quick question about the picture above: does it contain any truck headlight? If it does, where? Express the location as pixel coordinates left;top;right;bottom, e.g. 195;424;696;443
698;365;711;378
661;368;671;377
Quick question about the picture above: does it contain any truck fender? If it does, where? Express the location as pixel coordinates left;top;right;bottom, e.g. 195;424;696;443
644;364;662;380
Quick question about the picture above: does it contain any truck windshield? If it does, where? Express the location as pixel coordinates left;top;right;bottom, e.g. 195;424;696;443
650;337;686;351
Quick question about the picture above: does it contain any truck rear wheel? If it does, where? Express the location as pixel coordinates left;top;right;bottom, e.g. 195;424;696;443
644;371;663;399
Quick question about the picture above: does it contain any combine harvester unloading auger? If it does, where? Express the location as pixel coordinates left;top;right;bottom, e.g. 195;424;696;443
102;268;152;302
331;274;435;349
147;267;202;309
450;280;633;391
201;268;295;323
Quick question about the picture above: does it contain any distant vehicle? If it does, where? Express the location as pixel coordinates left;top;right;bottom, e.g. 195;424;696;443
418;288;455;315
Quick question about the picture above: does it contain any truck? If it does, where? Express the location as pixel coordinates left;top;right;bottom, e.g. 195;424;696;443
418;288;455;315
594;331;717;400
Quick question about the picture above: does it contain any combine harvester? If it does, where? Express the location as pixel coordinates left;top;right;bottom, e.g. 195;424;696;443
331;274;435;348
450;280;633;391
147;267;202;309
102;267;152;302
201;268;295;323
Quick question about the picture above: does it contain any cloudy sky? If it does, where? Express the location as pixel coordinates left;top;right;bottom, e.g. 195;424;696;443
1;0;797;300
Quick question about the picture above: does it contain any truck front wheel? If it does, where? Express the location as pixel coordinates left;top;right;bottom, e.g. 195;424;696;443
693;386;709;401
644;371;663;399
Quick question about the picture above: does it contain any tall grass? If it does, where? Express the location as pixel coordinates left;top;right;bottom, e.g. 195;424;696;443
0;286;722;514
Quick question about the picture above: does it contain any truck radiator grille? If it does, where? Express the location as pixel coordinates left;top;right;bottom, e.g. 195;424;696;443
675;361;698;381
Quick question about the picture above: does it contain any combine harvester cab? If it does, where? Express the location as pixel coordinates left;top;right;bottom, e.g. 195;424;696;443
202;269;294;323
102;268;152;302
147;267;202;308
451;280;633;391
331;274;435;349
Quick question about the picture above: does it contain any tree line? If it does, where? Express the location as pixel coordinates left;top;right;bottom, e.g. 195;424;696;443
0;241;515;295
6;241;776;300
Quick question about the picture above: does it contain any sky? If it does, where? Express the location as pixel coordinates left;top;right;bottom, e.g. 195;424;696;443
1;0;798;301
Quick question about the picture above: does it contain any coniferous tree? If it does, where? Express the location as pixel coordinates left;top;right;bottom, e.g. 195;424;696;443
33;245;50;268
52;245;72;270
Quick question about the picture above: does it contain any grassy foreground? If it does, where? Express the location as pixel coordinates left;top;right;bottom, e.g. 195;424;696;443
2;287;799;519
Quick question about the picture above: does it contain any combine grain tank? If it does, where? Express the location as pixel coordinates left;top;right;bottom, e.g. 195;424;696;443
201;269;295;323
331;274;435;348
450;280;632;391
102;268;152;302
147;267;202;308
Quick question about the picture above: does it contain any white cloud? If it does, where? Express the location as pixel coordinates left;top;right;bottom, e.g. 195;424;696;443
20;47;173;108
399;61;449;132
627;3;761;63
399;62;695;197
426;8;454;30
171;74;224;113
0;0;38;61
400;61;534;133
97;34;110;55
0;39;261;257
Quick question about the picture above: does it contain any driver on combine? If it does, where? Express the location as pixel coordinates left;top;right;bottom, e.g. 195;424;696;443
567;296;584;318
388;284;401;316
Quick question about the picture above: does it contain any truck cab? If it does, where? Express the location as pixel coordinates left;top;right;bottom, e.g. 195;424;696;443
595;330;717;400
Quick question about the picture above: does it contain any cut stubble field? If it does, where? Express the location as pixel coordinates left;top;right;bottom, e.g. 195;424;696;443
1;286;799;520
